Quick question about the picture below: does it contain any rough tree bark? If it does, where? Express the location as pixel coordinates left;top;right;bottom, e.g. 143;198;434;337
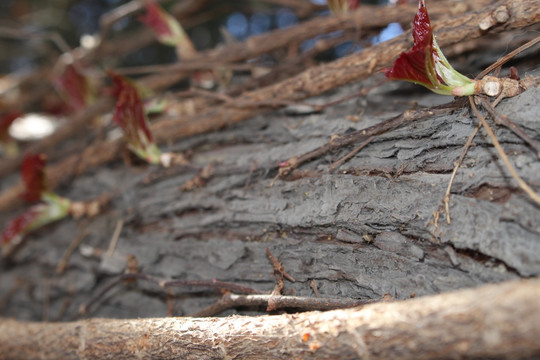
0;0;540;359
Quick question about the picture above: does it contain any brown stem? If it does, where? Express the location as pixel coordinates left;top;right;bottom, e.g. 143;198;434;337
1;279;539;359
194;292;372;317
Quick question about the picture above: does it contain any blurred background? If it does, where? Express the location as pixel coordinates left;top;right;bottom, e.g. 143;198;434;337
0;0;398;74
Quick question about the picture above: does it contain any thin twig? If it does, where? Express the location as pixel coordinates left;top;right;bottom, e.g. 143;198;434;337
56;221;90;274
477;96;540;158
437;123;481;227
316;79;386;112
469;96;540;205
330;136;375;172
279;100;465;178
475;35;540;80
106;219;124;257
78;272;263;317
186;87;319;110
194;292;373;317
266;248;295;283
0;27;72;55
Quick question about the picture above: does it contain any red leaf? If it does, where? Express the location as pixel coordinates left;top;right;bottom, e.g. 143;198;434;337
107;71;153;150
53;63;92;112
139;3;173;37
1;206;41;245
410;0;431;50
384;0;476;96
21;153;47;203
384;0;434;87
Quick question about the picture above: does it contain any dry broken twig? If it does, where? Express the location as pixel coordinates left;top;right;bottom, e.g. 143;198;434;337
194;292;372;317
78;271;264;318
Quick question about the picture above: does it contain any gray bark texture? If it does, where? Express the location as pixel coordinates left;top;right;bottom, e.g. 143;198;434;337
1;80;539;321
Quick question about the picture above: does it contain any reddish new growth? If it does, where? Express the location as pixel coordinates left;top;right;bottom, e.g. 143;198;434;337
53;63;93;112
385;1;432;85
108;71;161;164
21;153;47;203
1;207;42;245
139;2;173;37
384;0;475;96
138;2;196;59
2;154;72;251
0;112;21;157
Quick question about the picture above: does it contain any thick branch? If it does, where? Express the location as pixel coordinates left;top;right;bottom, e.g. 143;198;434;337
0;279;539;359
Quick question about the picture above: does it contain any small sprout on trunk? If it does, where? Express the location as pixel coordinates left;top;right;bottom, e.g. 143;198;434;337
1;197;71;253
139;2;196;59
2;155;109;257
107;71;162;165
1;154;71;255
384;0;476;96
52;62;95;113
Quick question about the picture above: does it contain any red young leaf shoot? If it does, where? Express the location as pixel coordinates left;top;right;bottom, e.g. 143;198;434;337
108;71;161;164
384;0;476;96
21;153;48;203
2;154;71;252
0;112;21;157
1;196;71;250
1;206;42;246
52;63;94;113
139;3;175;39
139;2;196;58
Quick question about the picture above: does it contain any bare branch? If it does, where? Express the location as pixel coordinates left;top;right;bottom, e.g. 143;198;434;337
1;279;539;359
